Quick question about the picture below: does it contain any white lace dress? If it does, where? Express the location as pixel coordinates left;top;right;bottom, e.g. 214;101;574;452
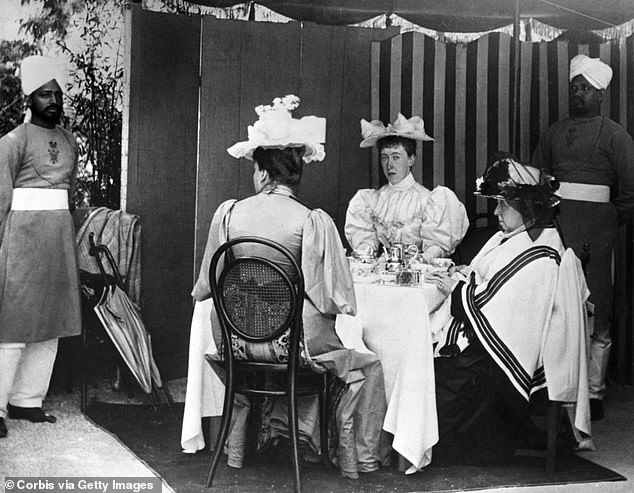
345;173;469;258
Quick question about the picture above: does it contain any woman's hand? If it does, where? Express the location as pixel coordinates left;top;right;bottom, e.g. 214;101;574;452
377;232;391;251
425;271;459;297
421;245;444;263
449;264;468;276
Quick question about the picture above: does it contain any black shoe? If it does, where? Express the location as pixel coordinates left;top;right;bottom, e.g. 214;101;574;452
7;404;57;423
0;417;7;437
590;399;604;421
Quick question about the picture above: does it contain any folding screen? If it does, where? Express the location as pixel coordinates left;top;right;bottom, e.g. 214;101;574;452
125;4;396;377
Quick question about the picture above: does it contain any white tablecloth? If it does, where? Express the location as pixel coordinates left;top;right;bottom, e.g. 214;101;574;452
181;298;224;453
181;282;451;472
336;282;449;473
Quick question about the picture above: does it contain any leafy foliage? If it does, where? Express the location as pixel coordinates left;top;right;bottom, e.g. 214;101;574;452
17;0;125;209
0;40;38;136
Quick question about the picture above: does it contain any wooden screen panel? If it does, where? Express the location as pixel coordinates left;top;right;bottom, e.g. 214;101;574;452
298;23;346;221
235;22;302;200
196;18;247;272
125;5;200;377
195;18;301;275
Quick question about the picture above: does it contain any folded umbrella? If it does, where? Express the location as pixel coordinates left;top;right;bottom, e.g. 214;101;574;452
89;234;169;402
94;284;154;393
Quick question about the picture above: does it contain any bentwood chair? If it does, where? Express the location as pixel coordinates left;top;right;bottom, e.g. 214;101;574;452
205;237;329;493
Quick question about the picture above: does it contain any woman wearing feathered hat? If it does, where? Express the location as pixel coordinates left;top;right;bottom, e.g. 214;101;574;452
408;152;592;466
345;114;469;261
186;96;388;478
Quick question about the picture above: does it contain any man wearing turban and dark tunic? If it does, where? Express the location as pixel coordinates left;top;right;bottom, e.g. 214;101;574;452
532;54;634;421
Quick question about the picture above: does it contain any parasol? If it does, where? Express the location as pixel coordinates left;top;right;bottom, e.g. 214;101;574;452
89;233;171;406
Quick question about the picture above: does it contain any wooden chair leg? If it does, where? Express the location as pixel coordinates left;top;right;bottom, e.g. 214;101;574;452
288;381;302;493
81;324;88;413
546;401;560;473
206;388;236;487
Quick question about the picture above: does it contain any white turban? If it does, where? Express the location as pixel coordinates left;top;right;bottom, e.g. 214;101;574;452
20;55;67;96
569;54;612;90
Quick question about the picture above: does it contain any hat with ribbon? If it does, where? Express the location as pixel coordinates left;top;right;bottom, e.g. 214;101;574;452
359;113;434;148
569;54;613;90
475;153;560;208
227;95;326;163
20;55;67;96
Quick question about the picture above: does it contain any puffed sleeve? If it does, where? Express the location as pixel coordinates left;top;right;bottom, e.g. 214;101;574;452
191;199;237;301
0;127;24;232
419;186;469;256
344;189;379;253
302;209;357;316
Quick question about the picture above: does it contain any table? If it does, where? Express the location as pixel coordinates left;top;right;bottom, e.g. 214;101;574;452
181;298;225;454
336;281;449;473
181;281;451;474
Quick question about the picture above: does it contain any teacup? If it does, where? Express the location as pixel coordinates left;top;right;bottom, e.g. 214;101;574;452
431;258;455;270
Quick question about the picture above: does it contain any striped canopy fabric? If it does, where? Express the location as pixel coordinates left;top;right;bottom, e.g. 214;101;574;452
371;31;634;218
371;31;634;384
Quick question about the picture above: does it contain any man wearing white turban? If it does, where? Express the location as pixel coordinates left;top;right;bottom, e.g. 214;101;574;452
532;54;634;421
0;55;81;438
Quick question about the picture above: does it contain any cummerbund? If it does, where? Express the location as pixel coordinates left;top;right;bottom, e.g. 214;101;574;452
556;182;610;203
11;188;69;210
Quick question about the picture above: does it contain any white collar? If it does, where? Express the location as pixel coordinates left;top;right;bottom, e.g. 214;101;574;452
387;172;416;191
261;183;294;197
501;224;527;240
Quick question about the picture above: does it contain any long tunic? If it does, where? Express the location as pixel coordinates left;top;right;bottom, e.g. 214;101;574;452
0;123;81;342
345;173;469;257
532;116;634;325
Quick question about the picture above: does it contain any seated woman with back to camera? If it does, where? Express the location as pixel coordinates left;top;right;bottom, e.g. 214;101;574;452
423;153;593;465
345;114;469;262
192;95;389;478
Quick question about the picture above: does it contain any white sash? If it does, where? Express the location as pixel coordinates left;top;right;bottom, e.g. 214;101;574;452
11;188;69;210
556;182;610;203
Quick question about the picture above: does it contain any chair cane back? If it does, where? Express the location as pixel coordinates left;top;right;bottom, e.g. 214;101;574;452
205;237;329;493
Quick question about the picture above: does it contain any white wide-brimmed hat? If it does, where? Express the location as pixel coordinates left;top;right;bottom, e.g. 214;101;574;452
227;95;326;163
20;55;67;96
359;113;434;148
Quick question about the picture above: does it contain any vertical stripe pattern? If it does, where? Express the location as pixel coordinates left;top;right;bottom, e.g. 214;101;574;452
371;32;634;385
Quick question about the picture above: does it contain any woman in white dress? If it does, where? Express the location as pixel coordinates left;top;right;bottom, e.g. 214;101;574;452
345;113;469;261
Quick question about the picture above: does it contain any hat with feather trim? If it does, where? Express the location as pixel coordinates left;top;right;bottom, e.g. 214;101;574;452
475;152;560;208
227;95;326;163
359;113;434;148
